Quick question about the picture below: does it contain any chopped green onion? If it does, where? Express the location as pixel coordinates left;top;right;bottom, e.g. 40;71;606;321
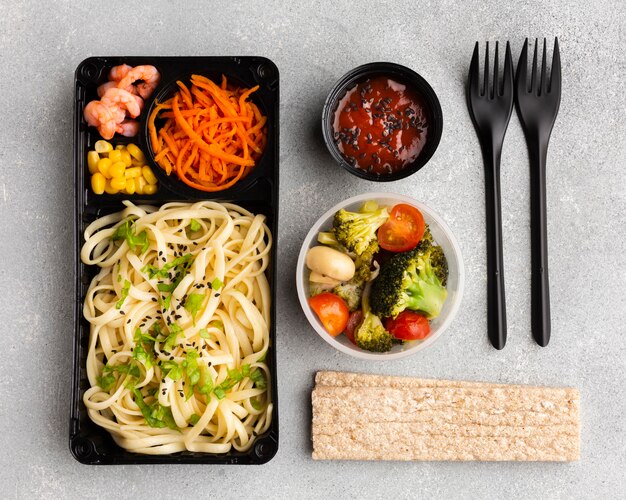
199;328;210;339
163;332;178;352
141;263;159;278
132;388;178;430
189;219;201;232
250;369;266;389
184;350;200;385
97;374;116;391
162;295;172;310
132;344;153;369
209;320;223;330
250;398;263;411
162;360;183;380
211;278;223;291
184;293;205;320
115;280;131;309
157;283;174;292
103;362;141;378
198;368;214;395
133;327;157;344
99;361;142;391
123;377;137;389
112;219;149;254
189;413;200;425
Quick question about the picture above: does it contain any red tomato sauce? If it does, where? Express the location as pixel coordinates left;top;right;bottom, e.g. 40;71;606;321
332;76;429;175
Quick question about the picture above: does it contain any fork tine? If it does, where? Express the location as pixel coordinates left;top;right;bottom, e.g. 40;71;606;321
469;42;480;96
493;41;500;98
550;37;561;95
530;38;538;92
503;41;513;97
484;41;490;97
539;38;548;96
516;38;529;94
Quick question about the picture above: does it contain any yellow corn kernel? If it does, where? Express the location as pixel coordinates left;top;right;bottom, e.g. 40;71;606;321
131;158;143;167
142;166;158;185
120;149;132;167
127;143;145;162
94;140;113;154
108;149;122;163
136;176;147;195
110;177;126;191
97;157;112;177
143;183;157;195
91;173;106;195
87;151;100;174
109;161;126;179
104;179;119;195
125;166;143;179
125;178;136;195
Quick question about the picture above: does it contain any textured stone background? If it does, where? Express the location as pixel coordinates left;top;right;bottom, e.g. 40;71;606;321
0;0;624;498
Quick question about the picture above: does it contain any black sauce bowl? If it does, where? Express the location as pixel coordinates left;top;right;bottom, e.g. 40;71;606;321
322;62;443;182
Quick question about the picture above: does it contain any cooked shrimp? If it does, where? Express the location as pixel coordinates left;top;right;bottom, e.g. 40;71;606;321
108;64;133;82
83;101;117;140
97;81;117;98
101;88;142;118
117;65;160;99
97;80;138;98
132;93;144;113
117;120;139;137
109;104;126;124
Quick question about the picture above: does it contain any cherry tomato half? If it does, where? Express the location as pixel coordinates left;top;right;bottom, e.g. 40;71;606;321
385;311;431;340
377;203;425;253
309;293;349;337
344;310;363;345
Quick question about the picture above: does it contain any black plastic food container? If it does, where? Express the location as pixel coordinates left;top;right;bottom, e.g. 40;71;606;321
322;62;443;182
71;56;279;465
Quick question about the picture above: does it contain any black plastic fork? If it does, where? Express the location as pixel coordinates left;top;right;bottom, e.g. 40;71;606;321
467;41;514;350
515;38;561;347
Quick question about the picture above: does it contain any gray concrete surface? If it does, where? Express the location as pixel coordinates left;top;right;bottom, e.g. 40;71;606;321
1;0;625;498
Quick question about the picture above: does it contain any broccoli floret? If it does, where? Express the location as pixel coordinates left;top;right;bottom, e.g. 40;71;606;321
332;203;389;256
414;226;447;285
317;231;340;247
309;281;335;297
417;225;434;250
353;311;396;352
332;249;376;311
354;248;375;281
428;245;449;286
333;280;363;312
370;246;448;319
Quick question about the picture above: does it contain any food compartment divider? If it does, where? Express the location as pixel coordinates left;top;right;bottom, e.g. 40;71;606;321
71;56;279;465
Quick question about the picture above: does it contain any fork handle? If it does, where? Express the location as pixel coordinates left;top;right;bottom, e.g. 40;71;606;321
529;139;551;347
484;144;507;350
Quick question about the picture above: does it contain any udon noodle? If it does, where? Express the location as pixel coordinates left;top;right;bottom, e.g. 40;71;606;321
81;201;272;454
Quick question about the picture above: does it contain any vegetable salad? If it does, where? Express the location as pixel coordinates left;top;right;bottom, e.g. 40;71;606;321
306;201;448;353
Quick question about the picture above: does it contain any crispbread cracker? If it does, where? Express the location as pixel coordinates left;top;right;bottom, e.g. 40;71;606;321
316;370;529;389
312;371;580;461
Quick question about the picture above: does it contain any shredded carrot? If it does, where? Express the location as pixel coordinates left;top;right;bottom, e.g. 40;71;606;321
147;74;267;192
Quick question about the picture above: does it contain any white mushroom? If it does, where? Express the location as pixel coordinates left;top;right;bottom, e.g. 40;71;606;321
309;272;341;285
306;246;355;282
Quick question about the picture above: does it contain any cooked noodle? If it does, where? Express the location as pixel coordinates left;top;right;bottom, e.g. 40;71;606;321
81;201;272;454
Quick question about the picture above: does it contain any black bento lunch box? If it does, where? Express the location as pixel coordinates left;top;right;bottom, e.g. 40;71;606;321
70;57;279;465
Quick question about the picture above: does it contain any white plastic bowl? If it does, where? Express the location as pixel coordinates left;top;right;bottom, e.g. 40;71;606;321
296;192;464;360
